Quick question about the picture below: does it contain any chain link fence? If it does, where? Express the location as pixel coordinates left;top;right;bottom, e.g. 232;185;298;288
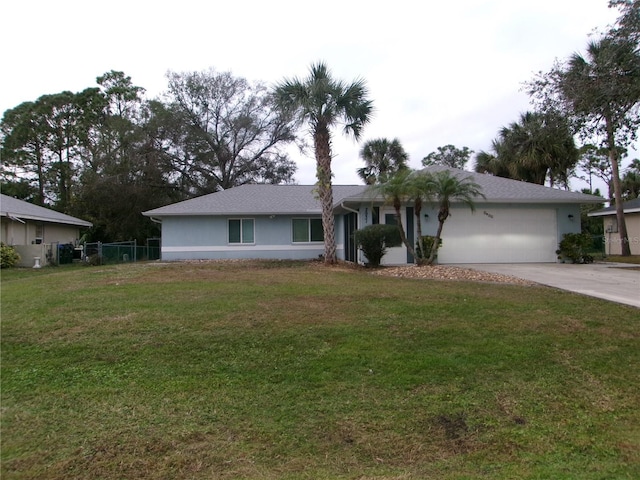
83;239;161;265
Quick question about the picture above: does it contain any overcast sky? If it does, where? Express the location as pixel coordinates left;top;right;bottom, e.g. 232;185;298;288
1;0;626;190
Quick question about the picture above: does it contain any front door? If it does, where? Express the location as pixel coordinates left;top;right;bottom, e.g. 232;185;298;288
343;212;358;262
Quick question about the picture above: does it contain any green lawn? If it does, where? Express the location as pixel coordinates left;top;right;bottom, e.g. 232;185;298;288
2;261;639;479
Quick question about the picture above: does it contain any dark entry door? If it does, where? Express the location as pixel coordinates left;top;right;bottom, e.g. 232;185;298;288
344;212;358;262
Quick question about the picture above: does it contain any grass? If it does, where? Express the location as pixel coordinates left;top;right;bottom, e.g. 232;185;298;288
1;260;639;479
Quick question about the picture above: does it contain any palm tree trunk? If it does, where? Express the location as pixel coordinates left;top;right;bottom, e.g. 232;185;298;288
427;208;448;265
314;123;337;264
393;200;417;261
606;117;631;256
414;199;425;264
427;220;445;265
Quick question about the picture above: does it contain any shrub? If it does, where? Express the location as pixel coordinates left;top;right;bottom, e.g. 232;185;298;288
556;233;594;264
353;224;402;267
417;235;442;261
0;243;21;268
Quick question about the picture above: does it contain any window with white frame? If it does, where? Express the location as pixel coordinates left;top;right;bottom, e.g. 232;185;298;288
228;218;254;244
34;223;44;244
292;218;323;243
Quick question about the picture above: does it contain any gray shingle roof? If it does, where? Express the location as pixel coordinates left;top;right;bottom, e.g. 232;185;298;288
0;194;92;227
344;167;604;204
144;169;603;218
588;197;640;216
143;184;368;217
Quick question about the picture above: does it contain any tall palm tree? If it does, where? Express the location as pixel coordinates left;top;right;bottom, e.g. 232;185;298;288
275;62;373;264
357;138;408;185
475;112;578;188
562;37;640;256
426;170;485;265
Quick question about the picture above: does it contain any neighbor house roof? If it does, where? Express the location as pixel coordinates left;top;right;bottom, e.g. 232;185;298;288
588;197;640;217
143;184;367;217
0;194;93;227
143;168;603;218
343;167;604;205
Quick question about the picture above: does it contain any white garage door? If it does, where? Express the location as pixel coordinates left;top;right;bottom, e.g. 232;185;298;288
437;207;558;263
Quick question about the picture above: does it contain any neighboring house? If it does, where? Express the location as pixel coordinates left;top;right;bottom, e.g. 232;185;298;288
0;194;92;266
588;197;640;256
143;167;602;265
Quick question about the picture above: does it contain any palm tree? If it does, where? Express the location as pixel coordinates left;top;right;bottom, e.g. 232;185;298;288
474;142;512;178
562;37;640;256
407;172;436;261
426;170;485;265
275;62;373;264
368;169;417;260
357;138;408;185
475;112;578;188
367;169;439;264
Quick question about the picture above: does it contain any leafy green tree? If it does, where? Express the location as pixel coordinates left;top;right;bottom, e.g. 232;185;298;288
621;158;640;199
1;90;104;210
422;145;474;170
577;144;614;199
580;188;605;237
0;179;38;201
609;0;639;42
158;68;297;196
357;138;408;184
1;71;177;242
529;33;640;255
1;101;50;205
73;72;176;242
426;170;484;265
275;62;373;264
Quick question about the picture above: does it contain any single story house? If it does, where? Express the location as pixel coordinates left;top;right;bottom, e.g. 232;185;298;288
143;167;603;265
588;197;640;255
1;193;92;266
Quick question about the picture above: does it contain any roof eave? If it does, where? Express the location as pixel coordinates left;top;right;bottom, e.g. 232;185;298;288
1;212;92;227
588;207;640;217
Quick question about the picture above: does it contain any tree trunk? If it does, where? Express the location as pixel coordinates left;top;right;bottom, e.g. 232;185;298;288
414;199;425;264
393;200;417;262
314;123;337;264
427;208;448;265
606;118;631;256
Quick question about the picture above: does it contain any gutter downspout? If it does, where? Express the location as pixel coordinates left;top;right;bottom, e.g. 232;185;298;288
340;202;358;215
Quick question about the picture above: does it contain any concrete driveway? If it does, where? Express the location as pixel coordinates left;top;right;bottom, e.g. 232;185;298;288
459;262;640;308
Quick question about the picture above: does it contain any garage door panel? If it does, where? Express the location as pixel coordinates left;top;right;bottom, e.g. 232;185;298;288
437;208;557;263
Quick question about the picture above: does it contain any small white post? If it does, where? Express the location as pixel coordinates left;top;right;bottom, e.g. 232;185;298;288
33;257;41;269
